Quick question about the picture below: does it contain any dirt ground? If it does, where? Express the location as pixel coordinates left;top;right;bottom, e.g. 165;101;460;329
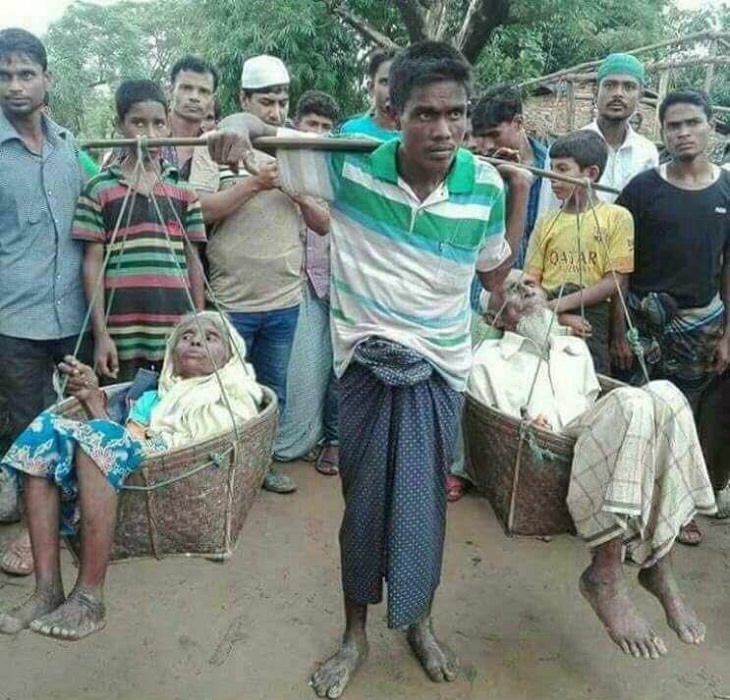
1;461;728;700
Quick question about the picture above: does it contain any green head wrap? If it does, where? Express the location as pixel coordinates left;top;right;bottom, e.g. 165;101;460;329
598;53;645;85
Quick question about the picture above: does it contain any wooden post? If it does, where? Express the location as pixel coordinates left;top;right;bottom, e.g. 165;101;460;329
705;39;716;93
566;80;576;131
655;69;670;140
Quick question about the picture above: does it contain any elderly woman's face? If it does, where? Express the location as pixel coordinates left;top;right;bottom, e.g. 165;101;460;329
172;319;230;378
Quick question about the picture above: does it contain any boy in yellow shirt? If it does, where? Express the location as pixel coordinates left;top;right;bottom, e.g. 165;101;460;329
525;130;634;372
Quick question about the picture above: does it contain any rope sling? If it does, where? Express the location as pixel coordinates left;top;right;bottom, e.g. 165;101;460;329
65;137;260;490
477;175;652;531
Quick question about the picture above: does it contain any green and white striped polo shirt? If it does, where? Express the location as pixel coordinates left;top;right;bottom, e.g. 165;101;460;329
278;136;508;390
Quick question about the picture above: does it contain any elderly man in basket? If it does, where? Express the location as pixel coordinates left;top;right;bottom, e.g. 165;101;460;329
0;312;262;641
467;278;717;660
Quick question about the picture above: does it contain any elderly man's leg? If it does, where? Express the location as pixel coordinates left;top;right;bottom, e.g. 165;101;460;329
580;538;667;659
0;475;65;633
638;555;705;645
30;449;115;640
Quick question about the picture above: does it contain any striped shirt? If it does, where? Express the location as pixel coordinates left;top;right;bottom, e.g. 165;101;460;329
278;135;508;390
71;163;206;363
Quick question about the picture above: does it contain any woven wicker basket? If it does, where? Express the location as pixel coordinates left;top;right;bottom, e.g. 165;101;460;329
465;376;622;536
59;384;278;562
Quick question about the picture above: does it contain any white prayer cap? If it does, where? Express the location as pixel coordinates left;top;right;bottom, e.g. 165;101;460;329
241;55;290;90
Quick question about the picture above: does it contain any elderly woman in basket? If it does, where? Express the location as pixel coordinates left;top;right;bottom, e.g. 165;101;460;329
0;312;262;641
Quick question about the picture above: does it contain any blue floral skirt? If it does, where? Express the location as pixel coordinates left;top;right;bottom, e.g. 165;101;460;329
1;410;147;534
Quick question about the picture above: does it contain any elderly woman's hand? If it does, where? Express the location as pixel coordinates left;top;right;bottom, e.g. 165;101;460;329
58;356;108;418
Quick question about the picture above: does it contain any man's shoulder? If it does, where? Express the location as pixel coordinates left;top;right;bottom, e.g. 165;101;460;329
622;166;659;194
601;200;634;222
629;129;659;154
472;156;504;193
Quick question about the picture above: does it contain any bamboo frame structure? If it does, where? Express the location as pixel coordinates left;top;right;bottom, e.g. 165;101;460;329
79;135;621;196
518;31;730;88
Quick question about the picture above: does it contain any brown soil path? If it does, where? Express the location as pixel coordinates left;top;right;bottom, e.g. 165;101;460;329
0;462;728;700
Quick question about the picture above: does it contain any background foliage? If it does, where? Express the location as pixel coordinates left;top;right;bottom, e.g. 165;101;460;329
42;0;730;138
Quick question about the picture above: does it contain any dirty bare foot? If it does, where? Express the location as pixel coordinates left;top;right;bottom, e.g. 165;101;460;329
29;587;106;641
310;635;368;698
407;616;459;682
715;488;730;519
580;566;667;659
0;583;64;634
0;529;34;576
638;558;705;645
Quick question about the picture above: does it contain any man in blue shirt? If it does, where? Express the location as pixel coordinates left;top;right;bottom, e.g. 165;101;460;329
339;49;399;141
0;29;91;573
471;84;557;268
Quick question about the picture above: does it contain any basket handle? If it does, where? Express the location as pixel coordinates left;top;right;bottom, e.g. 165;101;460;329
120;447;233;492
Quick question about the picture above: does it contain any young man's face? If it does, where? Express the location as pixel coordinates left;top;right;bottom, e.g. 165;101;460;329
662;102;712;162
369;59;392;115
0;53;49;119
170;69;215;123
549;156;599;201
473;116;522;155
296;112;333;135
240;87;289;126
596;74;640;123
397;80;468;181
119;100;169;161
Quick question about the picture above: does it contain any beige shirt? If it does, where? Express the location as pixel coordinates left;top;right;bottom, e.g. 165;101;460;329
189;147;304;313
467;332;600;431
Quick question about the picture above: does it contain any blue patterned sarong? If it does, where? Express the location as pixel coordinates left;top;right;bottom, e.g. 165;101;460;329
0;410;147;534
339;338;463;629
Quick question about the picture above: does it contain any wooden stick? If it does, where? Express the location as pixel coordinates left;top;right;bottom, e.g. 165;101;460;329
79;135;620;195
519;30;729;87
547;56;730;84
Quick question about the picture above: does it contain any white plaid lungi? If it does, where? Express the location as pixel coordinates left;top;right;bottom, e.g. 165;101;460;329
565;380;717;566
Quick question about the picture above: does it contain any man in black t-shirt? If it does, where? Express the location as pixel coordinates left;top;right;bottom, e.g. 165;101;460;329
613;89;730;410
613;89;730;530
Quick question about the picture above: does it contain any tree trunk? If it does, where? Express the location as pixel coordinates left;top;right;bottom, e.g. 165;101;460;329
455;0;511;64
395;0;428;43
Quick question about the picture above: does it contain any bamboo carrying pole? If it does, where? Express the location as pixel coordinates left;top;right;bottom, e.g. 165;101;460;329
79;135;621;196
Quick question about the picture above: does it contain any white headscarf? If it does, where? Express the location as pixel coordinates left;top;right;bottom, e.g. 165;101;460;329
147;312;264;448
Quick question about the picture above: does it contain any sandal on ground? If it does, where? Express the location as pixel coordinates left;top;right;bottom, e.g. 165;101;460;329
1;534;33;576
301;448;320;463
262;470;296;494
677;519;703;546
315;449;339;476
446;475;466;503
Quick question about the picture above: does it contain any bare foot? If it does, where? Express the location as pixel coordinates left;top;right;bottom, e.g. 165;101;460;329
0;584;65;634
715;488;730;520
638;559;705;645
29;587;106;641
579;566;667;659
407;617;459;682
0;529;34;576
310;635;368;699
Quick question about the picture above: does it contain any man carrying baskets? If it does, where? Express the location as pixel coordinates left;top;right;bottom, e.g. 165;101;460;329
208;40;531;697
